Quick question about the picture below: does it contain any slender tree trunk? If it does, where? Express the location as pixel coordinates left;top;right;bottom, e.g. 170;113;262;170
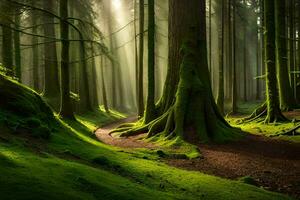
134;0;139;111
144;0;156;123
31;8;39;91
1;16;13;75
91;43;99;108
232;0;238;114
217;0;225;115
289;0;296;98
137;0;145;117
106;2;117;108
79;34;93;112
100;55;109;113
209;0;212;83
256;22;260;100
59;0;75;119
42;0;60;103
14;13;21;82
275;0;296;111
264;0;285;122
243;24;247;102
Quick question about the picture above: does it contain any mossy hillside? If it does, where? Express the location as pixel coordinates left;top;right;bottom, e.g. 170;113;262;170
0;114;291;200
0;73;57;139
0;78;292;200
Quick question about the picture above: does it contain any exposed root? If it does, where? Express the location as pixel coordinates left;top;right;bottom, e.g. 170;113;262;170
243;102;267;122
271;124;300;137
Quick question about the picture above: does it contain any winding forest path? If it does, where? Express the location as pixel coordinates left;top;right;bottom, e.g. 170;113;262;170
95;117;300;199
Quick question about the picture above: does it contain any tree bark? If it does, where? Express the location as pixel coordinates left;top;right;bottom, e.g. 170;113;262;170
264;0;285;122
217;0;225;115
30;7;39;92
144;0;156;123
275;0;296;111
14;13;21;82
59;0;75;119
42;0;60;105
137;0;145;117
231;0;238;114
117;0;241;144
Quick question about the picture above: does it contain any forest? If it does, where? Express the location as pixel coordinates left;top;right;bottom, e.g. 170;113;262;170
0;0;299;199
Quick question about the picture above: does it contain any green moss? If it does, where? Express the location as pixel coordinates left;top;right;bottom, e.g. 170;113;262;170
0;77;293;200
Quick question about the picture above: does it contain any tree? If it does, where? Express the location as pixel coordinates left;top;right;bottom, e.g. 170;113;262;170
231;0;238;114
217;0;225;115
137;0;145;117
144;0;156;123
114;0;241;143
59;0;75;119
263;0;285;122
14;12;21;81
30;5;39;91
0;4;13;76
275;0;296;111
42;0;61;107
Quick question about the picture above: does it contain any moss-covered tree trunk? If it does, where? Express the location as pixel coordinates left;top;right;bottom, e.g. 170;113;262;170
275;0;296;111
263;0;285;122
42;0;60;105
144;0;156;123
116;0;241;143
59;0;74;119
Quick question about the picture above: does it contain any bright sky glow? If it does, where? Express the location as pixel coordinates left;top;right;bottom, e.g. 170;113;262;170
112;0;122;10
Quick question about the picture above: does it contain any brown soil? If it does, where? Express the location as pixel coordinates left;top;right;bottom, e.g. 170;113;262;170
95;116;300;199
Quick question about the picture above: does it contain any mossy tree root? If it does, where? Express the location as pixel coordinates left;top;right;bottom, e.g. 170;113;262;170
110;40;242;144
244;102;288;123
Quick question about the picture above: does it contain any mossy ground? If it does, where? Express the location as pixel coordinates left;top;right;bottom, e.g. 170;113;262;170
0;113;292;200
225;101;300;143
0;77;293;199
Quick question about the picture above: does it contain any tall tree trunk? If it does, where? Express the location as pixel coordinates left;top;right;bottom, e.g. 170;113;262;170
275;0;296;111
256;22;260;100
134;0;139;111
217;0;225;115
31;8;39;91
100;55;109;113
42;0;60;106
59;0;75;119
144;0;156;123
289;0;296;98
209;0;212;86
14;13;21;82
91;43;99;108
264;0;285;122
243;24;247;102
79;35;93;112
232;0;238;114
137;0;145;117
118;0;241;143
1;14;13;75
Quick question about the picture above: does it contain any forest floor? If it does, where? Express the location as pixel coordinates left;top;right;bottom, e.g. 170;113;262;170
95;112;300;199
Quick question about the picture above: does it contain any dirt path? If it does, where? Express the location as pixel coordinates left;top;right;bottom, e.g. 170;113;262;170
95;118;300;199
